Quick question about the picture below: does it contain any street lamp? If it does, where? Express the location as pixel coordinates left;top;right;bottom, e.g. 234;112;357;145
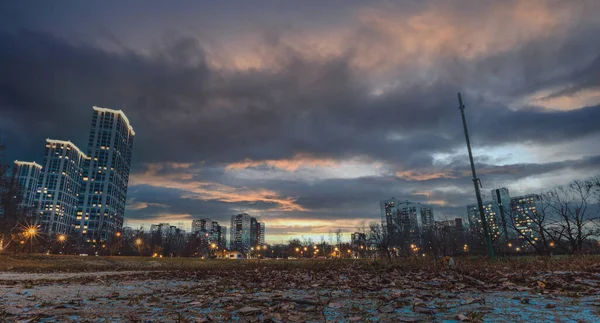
25;227;37;254
116;232;121;237
58;235;66;242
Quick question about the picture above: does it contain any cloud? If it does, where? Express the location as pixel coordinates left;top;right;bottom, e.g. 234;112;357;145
225;153;338;172
126;198;169;211
130;163;306;212
1;1;599;235
396;170;457;181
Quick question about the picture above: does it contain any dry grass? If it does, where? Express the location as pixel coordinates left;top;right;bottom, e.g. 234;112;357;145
1;254;599;275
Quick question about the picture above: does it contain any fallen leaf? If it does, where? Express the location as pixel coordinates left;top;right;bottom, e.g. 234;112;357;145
238;306;262;315
414;306;440;314
379;305;395;313
328;302;344;309
457;314;469;321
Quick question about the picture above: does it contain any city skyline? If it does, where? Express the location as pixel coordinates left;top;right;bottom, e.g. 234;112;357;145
1;1;600;243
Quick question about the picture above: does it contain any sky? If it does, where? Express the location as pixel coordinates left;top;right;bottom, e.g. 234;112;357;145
1;0;600;243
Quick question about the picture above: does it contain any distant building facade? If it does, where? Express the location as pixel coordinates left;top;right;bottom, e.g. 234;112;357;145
78;106;135;241
36;139;86;235
259;222;265;245
191;218;209;233
435;218;464;231
230;213;264;252
467;200;502;241
190;218;227;249
14;160;42;211
380;198;434;243
510;194;540;241
468;188;541;246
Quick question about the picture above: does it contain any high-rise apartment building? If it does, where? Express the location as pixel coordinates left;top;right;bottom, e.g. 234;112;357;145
37;139;87;235
380;198;434;238
191;218;210;233
14;160;42;211
190;218;227;249
467;201;502;241
259;222;265;245
230;213;264;252
78;106;134;241
467;188;540;244
510;194;539;240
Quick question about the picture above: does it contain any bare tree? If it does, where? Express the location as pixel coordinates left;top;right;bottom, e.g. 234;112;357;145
592;175;600;203
0;161;28;253
367;221;391;260
506;195;555;256
335;228;343;251
544;180;600;254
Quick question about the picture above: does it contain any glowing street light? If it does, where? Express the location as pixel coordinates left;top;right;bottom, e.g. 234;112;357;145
115;232;122;237
24;226;38;254
136;238;142;246
295;247;300;252
549;241;555;248
58;235;66;242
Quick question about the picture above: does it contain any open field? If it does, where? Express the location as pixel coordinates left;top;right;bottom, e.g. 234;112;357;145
1;255;600;322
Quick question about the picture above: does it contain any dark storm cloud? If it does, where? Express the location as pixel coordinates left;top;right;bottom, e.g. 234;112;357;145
1;1;600;232
2;26;600;171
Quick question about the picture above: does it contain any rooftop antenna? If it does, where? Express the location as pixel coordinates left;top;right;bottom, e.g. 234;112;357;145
457;93;495;259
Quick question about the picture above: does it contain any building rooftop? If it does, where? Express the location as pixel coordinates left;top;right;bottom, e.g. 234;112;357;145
93;106;135;135
14;160;42;168
45;139;87;158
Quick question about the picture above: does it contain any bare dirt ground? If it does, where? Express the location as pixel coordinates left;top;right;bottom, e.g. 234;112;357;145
1;255;600;322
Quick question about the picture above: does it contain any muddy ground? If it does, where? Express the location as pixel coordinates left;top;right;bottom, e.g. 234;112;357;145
2;262;600;322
